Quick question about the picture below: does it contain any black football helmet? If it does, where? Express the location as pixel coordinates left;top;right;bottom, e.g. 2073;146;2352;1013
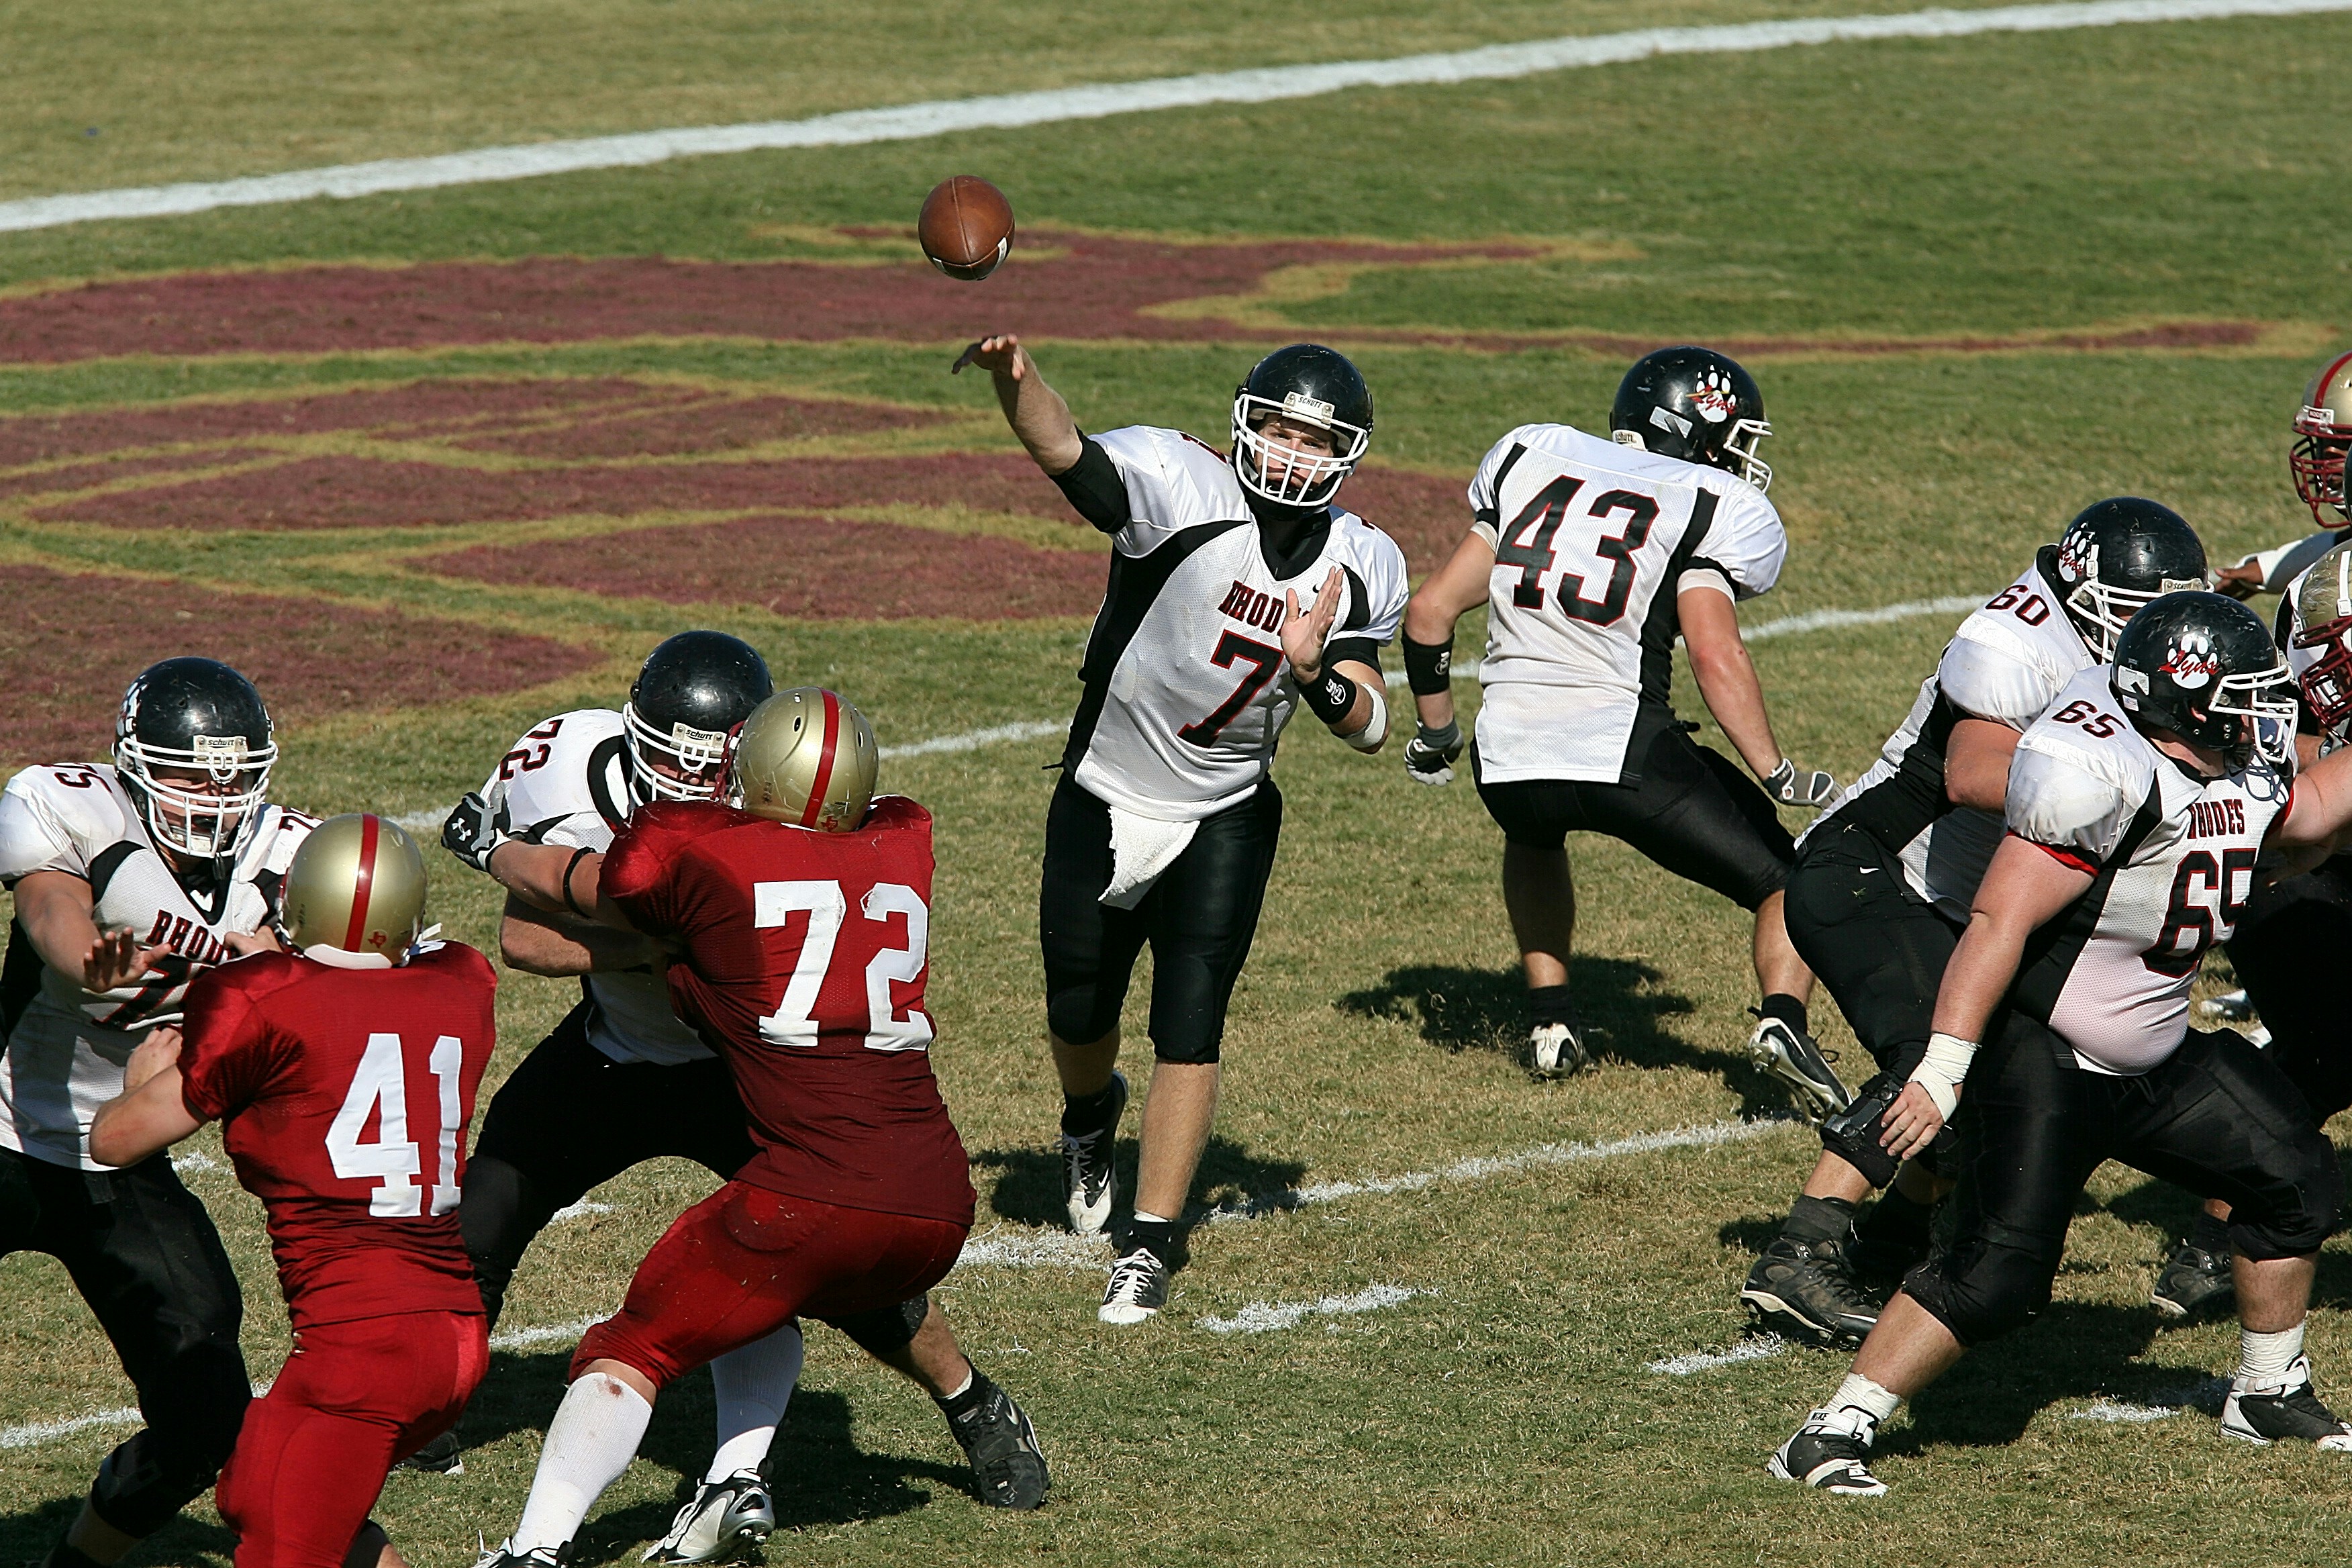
1230;344;1373;509
1609;346;1772;491
2042;497;2209;663
622;631;775;805
114;657;277;863
2110;591;2294;767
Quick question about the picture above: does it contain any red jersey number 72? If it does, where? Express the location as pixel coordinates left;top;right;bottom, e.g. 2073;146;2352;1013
754;879;935;1052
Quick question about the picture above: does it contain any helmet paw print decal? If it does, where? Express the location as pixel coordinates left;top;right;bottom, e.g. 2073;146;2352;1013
1687;366;1741;424
2161;628;2219;689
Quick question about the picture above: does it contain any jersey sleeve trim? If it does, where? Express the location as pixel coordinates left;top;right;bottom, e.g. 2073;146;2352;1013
2016;832;2100;876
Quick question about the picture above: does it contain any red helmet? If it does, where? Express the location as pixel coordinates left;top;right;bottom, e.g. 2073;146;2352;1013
2290;350;2352;524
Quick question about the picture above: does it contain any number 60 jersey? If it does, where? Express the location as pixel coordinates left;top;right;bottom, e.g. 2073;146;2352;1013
1467;424;1787;784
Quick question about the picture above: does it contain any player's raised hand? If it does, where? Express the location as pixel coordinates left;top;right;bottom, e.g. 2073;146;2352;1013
84;927;168;993
1282;568;1346;680
951;334;1028;379
124;1026;184;1092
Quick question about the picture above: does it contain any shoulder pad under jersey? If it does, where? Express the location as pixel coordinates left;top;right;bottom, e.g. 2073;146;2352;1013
489;709;628;839
1092;425;1248;552
0;764;138;883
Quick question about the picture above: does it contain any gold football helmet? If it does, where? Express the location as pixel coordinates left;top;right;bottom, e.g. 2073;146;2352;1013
280;813;428;959
731;688;878;832
2292;350;2352;523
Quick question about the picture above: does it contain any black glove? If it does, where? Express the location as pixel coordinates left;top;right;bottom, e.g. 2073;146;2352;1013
1404;721;1464;787
440;790;506;874
1765;758;1837;808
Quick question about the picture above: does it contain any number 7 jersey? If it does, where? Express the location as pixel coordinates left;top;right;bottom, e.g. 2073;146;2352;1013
1467;423;1788;783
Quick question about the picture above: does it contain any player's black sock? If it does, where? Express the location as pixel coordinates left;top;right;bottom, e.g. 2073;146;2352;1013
1781;1193;1859;1245
1061;1079;1122;1135
1857;1185;1933;1253
935;1367;998;1419
1758;992;1810;1036
1528;985;1575;1028
2189;1207;2233;1254
1124;1215;1177;1260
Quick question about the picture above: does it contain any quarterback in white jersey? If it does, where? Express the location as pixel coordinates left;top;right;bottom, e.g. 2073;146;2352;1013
1748;500;2212;1349
1402;346;1835;1103
958;332;1403;1326
436;632;1046;1522
1773;592;2352;1497
0;658;309;1567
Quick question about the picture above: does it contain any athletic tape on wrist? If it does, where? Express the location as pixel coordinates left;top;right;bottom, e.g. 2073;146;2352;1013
1300;667;1359;725
1343;686;1387;753
1907;1031;1978;1120
1402;634;1455;697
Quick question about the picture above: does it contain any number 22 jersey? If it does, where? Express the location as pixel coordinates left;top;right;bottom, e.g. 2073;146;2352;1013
1063;426;1409;822
1467;423;1787;784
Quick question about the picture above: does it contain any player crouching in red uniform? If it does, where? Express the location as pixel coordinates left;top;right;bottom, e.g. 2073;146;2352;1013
473;688;1038;1565
89;814;495;1568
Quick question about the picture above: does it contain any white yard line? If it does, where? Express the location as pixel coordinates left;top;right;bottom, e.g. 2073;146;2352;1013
488;1313;611;1353
548;1199;614;1222
1197;1283;1425;1335
1649;1334;1790;1375
0;1406;144;1450
2;1;2343;234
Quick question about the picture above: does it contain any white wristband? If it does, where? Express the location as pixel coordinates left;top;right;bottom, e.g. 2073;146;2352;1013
1342;685;1388;753
1907;1032;1978;1120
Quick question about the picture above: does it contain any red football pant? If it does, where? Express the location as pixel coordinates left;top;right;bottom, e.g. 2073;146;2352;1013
216;1312;489;1568
574;1183;965;1390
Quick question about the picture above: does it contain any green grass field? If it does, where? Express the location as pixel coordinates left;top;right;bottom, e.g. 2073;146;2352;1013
2;3;2350;1564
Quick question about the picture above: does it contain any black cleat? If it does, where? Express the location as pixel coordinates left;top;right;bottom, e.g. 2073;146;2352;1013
399;1427;464;1475
947;1383;1051;1508
1098;1244;1171;1325
1741;1234;1879;1349
2151;1236;2235;1322
1060;1071;1127;1236
1747;1014;1851;1123
1767;1426;1888;1495
2221;1357;2352;1451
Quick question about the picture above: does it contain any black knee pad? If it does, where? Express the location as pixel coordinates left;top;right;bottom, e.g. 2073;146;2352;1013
1047;986;1121;1051
820;1293;930;1359
89;1346;250;1537
1150;1029;1221;1066
1822;1073;1904;1189
2230;1134;2346;1261
1903;1229;2059;1347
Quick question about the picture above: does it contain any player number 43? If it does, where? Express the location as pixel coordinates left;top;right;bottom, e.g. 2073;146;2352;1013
754;879;935;1052
327;1032;466;1217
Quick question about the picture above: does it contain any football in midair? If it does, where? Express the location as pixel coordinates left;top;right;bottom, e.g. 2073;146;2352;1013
918;176;1015;281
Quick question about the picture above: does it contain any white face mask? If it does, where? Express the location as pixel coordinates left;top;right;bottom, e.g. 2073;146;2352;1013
621;701;733;805
1230;391;1368;508
117;733;277;861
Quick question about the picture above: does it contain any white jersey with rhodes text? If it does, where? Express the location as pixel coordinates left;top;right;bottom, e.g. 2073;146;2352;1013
2002;665;2291;1076
477;708;713;1067
1063;425;1409;822
0;764;313;1169
1465;424;1787;784
1808;558;2096;919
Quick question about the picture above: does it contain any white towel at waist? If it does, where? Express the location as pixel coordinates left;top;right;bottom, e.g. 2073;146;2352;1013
1101;807;1200;910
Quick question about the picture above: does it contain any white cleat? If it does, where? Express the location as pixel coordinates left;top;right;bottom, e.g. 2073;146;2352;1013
642;1469;776;1564
1530;1021;1588;1078
1098;1244;1170;1325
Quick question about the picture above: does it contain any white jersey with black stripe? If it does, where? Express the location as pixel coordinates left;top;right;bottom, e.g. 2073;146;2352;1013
2002;666;2290;1075
1061;425;1409;822
477;708;713;1066
1808;558;2096;918
0;763;314;1169
1464;423;1787;784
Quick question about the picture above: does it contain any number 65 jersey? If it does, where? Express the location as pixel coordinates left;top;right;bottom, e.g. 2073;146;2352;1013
1064;426;1408;822
2002;666;2291;1076
1468;423;1787;784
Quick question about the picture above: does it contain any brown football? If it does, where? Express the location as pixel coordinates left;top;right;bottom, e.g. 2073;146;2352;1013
918;176;1015;281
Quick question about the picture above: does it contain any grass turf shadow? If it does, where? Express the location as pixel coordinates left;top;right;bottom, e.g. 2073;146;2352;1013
1337;959;1795;1116
971;1134;1308;1230
0;1497;239;1568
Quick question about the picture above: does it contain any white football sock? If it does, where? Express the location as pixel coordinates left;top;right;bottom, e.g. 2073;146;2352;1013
2236;1321;2306;1389
1808;1373;1902;1441
705;1322;804;1481
512;1372;654;1551
1132;1211;1172;1226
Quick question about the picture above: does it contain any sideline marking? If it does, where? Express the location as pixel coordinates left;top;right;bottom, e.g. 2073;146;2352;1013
3;1;2346;234
488;1313;611;1353
548;1198;614;1222
1197;1283;1425;1335
1649;1334;1791;1375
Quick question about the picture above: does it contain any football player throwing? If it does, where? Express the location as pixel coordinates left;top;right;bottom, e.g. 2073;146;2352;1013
1400;347;1834;1092
90;815;493;1568
0;658;315;1568
955;334;1408;1324
1773;593;2352;1496
1747;500;2206;1347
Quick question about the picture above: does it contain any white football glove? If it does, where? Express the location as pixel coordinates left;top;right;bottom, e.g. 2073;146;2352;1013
1766;758;1837;809
1404;722;1464;787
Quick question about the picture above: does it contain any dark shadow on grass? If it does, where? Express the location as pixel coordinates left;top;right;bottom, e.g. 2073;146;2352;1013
1338;959;1794;1116
971;1134;1307;1228
0;1495;237;1567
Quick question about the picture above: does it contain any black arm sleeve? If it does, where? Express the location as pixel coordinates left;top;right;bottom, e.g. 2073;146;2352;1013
1322;636;1381;674
1050;434;1129;534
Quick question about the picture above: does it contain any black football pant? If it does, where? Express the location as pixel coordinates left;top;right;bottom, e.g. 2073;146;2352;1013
1906;1020;2343;1346
462;1002;924;1355
0;1145;248;1538
2227;855;2352;1126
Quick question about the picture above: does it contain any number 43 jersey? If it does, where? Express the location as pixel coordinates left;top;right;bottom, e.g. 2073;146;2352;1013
0;762;314;1170
1468;423;1787;784
177;942;497;1330
2003;666;2291;1075
1064;426;1408;822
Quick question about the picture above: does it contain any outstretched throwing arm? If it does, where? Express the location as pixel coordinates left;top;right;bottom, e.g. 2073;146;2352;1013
952;334;1084;477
